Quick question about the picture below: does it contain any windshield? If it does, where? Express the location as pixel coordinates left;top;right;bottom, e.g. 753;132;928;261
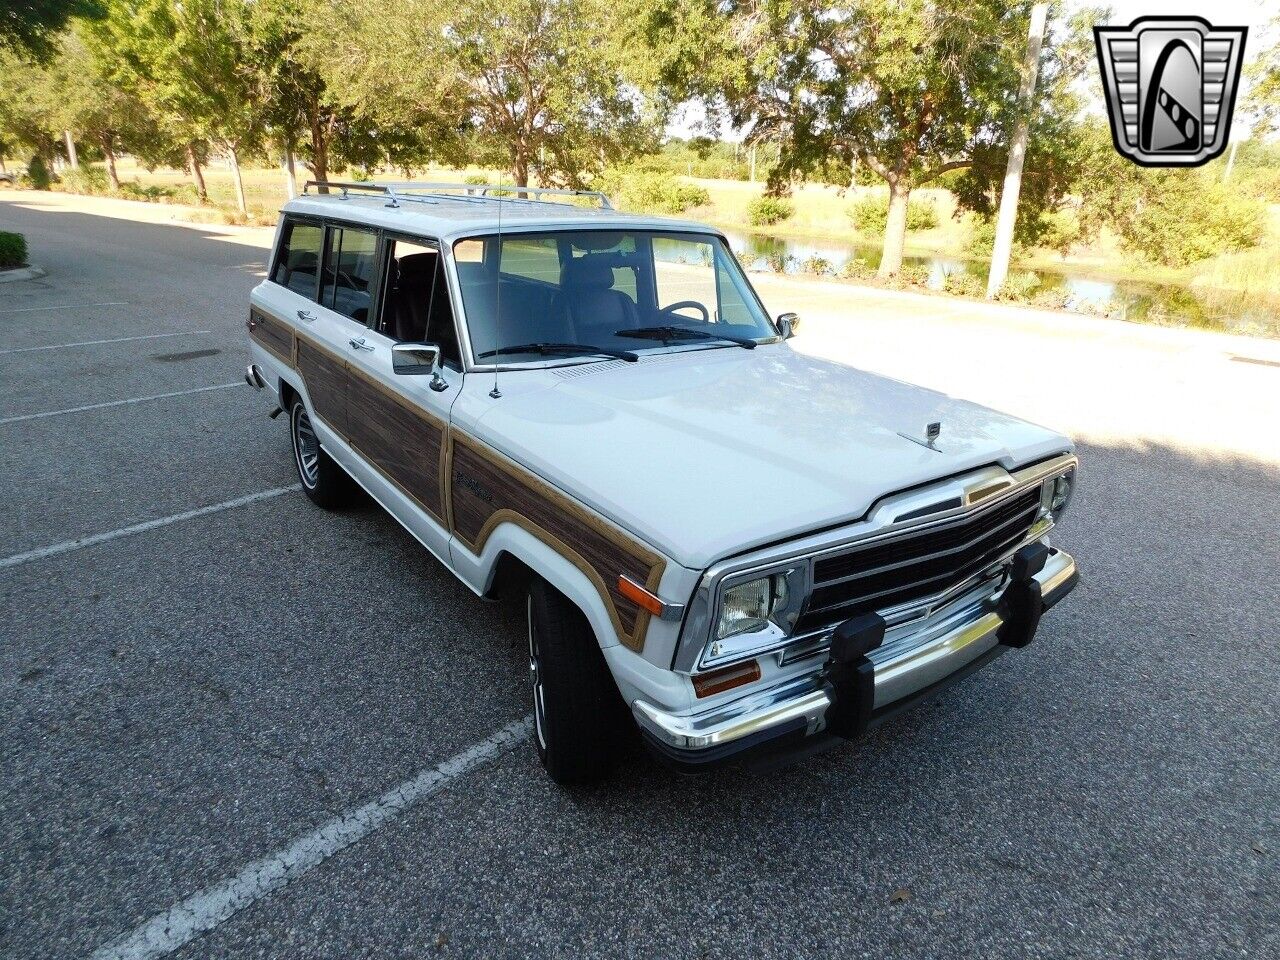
452;230;777;363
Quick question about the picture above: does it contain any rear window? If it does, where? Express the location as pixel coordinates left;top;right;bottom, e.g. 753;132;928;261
272;221;322;297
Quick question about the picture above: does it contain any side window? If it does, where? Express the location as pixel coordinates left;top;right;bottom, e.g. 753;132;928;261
379;238;462;368
319;226;379;323
271;220;322;298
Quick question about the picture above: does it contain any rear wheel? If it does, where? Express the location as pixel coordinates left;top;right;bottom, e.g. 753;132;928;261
527;578;629;784
290;398;355;509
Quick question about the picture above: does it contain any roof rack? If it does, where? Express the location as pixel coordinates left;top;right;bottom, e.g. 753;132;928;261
301;180;613;210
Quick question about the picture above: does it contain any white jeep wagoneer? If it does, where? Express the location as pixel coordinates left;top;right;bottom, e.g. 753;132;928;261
247;181;1079;783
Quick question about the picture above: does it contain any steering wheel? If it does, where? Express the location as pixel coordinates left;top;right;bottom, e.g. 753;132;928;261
659;300;711;324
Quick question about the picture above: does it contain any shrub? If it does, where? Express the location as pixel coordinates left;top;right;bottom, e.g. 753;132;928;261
596;169;710;215
462;173;489;185
994;271;1042;302
799;254;833;276
838;257;877;282
1120;180;1264;267
59;166;110;195
1031;287;1072;310
763;252;794;274
746;194;795;226
24;155;52;190
0;231;28;269
942;270;985;298
848;194;938;234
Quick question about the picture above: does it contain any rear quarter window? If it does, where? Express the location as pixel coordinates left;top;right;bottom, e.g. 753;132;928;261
272;221;323;298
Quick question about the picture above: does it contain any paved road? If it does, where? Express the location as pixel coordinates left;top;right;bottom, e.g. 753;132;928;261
2;192;1277;959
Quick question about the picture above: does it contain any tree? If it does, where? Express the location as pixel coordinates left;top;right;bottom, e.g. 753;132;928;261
949;3;1102;255
1073;121;1264;268
645;0;1062;275
301;0;661;187
85;0;266;210
0;0;101;59
1247;16;1280;140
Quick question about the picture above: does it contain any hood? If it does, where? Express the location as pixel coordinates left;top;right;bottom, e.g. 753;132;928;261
474;345;1070;569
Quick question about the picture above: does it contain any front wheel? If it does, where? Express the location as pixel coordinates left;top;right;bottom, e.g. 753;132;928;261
289;398;355;509
527;578;629;784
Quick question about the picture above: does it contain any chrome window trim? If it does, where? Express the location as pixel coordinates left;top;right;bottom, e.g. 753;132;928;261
673;452;1077;674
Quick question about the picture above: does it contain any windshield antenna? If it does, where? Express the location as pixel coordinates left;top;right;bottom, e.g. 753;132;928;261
489;192;503;399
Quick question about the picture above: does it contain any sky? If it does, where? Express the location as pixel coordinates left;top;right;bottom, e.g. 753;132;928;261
666;0;1277;140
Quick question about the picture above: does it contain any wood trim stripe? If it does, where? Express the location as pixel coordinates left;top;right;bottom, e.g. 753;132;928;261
249;310;295;365
282;318;666;652
448;431;666;652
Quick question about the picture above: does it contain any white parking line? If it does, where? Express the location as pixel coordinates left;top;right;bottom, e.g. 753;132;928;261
0;382;242;425
0;486;302;571
0;301;129;314
0;330;213;355
92;716;533;960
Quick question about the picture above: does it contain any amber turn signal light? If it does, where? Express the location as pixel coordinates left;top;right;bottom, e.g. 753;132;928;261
617;575;666;616
692;660;762;699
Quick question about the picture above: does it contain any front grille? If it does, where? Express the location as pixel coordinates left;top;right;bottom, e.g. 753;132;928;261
794;487;1041;635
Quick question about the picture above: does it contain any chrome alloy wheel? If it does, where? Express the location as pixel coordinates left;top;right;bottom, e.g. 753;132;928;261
528;593;548;750
291;403;321;490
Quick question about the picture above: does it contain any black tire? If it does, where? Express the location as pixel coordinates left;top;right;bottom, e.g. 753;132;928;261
527;577;629;784
289;398;355;509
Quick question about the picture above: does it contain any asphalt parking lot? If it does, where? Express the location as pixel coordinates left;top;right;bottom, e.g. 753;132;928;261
2;192;1278;959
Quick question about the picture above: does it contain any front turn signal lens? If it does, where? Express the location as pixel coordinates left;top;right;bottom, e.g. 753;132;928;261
692;659;762;699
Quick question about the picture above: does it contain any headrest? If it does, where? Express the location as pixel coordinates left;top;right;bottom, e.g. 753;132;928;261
397;252;437;284
562;256;615;291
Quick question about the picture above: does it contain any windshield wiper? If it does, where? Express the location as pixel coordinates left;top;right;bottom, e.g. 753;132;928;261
476;342;639;362
616;326;756;349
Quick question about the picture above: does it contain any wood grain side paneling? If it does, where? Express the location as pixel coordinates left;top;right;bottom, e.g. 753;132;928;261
450;434;666;651
295;337;346;436
345;369;446;524
248;310;294;364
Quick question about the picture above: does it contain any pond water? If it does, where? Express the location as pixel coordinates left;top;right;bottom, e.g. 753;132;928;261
720;229;1280;339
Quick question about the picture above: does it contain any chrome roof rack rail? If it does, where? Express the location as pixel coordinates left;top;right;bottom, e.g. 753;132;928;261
301;180;403;207
302;180;613;210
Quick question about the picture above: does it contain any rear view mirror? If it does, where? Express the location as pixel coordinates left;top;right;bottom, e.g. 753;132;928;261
391;342;449;392
776;312;800;339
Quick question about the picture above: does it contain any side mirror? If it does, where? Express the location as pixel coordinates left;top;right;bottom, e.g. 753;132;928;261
776;312;801;339
392;342;449;392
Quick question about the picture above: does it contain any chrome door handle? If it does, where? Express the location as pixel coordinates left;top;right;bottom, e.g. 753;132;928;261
348;337;374;351
296;309;316;322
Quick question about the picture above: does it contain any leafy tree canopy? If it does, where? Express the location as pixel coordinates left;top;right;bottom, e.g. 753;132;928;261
299;0;663;187
0;0;102;59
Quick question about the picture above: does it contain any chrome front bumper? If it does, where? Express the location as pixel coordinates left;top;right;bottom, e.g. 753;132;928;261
634;547;1077;763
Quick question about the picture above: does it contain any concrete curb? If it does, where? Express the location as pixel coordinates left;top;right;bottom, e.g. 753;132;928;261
0;265;47;283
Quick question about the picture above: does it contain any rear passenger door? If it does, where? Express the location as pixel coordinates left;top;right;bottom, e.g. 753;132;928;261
297;222;381;440
339;236;463;550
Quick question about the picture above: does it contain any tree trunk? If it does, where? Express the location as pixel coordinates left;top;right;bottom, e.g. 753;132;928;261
987;1;1049;299
878;179;910;276
63;131;79;169
512;152;530;197
186;144;207;201
101;133;120;191
226;146;248;216
0;156;7;175
282;146;298;199
309;116;329;193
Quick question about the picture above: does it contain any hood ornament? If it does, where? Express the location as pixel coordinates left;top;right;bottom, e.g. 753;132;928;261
899;421;943;451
